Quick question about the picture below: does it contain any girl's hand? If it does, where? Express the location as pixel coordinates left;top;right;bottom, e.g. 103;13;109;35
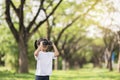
37;45;41;51
34;45;41;57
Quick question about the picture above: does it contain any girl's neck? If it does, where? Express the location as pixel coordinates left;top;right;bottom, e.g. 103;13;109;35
41;49;46;52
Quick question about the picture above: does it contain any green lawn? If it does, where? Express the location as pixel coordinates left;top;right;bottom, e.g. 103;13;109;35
0;67;120;80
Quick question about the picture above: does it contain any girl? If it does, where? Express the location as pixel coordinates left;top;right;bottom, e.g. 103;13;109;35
34;38;59;80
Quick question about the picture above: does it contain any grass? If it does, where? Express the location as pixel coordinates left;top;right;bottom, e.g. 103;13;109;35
0;67;120;80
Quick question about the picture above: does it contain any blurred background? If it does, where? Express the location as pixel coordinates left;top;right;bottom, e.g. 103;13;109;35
0;0;120;79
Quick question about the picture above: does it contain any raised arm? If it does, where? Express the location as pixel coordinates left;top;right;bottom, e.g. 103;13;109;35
34;45;41;57
52;43;59;57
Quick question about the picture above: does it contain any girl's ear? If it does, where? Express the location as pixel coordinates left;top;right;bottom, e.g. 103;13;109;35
34;40;38;49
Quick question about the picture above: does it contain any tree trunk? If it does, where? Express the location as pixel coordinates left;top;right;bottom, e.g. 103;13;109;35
66;61;69;70
54;57;58;70
107;55;113;71
62;58;69;70
117;32;120;72
118;52;120;72
104;48;113;71
117;45;120;72
62;58;66;70
18;35;28;73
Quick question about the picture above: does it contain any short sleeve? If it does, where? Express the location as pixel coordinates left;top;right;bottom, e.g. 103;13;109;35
34;54;38;60
49;52;57;59
34;52;40;60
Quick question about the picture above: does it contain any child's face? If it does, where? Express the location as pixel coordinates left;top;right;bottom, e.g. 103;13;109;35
40;41;48;51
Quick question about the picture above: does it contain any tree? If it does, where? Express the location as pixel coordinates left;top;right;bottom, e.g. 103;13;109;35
116;31;120;72
44;0;100;69
5;0;62;73
84;0;120;71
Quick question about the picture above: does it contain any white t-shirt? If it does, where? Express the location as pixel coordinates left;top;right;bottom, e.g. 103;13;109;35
35;51;55;76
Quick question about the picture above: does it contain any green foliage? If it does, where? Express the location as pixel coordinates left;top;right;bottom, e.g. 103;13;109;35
92;38;105;46
12;0;20;8
0;26;18;71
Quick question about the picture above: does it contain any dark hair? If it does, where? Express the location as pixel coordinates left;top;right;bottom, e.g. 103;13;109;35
34;40;38;49
34;38;53;51
34;38;43;49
